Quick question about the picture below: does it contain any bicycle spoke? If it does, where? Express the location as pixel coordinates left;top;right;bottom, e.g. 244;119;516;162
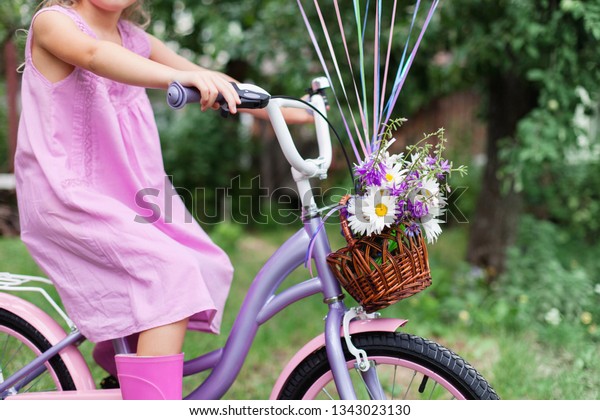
1;333;55;394
10;362;54;394
321;387;334;400
403;371;416;399
1;310;76;395
19;371;54;394
3;338;25;373
1;334;10;367
391;365;398;400
428;381;438;399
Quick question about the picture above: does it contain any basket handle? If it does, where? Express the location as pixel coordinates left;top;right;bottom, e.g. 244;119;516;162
338;194;356;246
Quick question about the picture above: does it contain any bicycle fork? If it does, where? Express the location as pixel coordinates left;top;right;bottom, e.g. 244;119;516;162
324;302;388;400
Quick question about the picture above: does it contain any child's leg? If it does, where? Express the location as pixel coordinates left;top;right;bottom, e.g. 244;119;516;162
92;334;139;378
115;318;189;400
136;317;189;356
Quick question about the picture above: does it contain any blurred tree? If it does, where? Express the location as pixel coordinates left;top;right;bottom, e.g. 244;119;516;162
0;1;30;172
149;0;320;93
422;0;600;279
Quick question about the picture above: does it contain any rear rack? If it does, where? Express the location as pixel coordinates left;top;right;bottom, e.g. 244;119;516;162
0;272;75;330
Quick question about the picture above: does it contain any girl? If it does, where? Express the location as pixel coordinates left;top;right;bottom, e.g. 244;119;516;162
17;0;309;399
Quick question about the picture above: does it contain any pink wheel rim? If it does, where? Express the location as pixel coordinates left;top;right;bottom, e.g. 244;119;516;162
0;325;64;393
302;356;466;400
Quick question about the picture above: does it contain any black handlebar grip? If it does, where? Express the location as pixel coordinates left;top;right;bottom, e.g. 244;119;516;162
167;81;225;109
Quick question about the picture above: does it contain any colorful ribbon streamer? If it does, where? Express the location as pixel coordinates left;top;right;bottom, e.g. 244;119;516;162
296;0;440;160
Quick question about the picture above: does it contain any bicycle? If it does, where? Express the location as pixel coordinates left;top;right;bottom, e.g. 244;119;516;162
0;78;499;400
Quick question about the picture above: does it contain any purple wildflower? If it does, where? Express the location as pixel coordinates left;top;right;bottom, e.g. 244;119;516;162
406;222;421;237
388;181;409;197
354;159;386;187
408;199;428;219
404;171;420;185
395;199;407;216
440;159;451;173
425;156;437;167
340;206;349;220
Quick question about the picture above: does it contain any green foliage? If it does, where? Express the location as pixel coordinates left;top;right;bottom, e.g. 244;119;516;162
149;0;318;93
522;160;600;240
494;1;600;205
498;216;597;330
157;104;247;188
384;214;600;344
0;1;31;41
422;0;600;175
209;221;244;251
154;96;256;224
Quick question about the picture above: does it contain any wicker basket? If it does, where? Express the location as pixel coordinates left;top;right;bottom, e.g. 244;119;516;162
326;195;432;313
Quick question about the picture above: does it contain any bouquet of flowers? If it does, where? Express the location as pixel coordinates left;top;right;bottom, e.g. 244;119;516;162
295;0;448;311
346;118;466;244
326;119;466;312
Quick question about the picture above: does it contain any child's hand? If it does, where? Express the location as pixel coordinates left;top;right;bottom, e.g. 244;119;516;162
174;70;241;114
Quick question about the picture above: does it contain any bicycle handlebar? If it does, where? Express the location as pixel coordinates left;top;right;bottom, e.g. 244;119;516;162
166;80;332;186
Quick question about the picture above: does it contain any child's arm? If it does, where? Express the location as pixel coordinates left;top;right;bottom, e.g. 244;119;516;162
32;11;240;112
148;34;314;124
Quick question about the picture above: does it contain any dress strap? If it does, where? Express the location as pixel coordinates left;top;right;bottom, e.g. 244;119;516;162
26;5;96;64
33;5;96;37
118;20;151;59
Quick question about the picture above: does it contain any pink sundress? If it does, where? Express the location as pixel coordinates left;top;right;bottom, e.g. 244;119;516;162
15;5;233;342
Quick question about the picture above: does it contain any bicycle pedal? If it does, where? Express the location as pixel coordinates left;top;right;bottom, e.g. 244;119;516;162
99;375;120;389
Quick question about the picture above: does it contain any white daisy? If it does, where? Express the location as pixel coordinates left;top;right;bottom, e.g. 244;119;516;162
409;153;422;167
381;162;408;188
420;178;440;199
347;196;371;236
376;137;397;155
362;188;399;235
412;177;444;210
421;217;444;243
428;202;445;218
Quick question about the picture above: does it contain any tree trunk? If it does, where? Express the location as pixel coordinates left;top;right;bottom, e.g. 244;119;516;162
466;72;537;280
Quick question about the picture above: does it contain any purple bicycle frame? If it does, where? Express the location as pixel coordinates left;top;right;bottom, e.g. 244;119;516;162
182;215;357;399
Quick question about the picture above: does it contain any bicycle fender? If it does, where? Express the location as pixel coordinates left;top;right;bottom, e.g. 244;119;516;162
0;293;96;390
269;317;408;399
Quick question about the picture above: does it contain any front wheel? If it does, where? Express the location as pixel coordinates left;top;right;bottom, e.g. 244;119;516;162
277;332;498;400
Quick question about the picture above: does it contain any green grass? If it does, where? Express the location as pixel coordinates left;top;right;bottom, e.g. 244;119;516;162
1;227;598;399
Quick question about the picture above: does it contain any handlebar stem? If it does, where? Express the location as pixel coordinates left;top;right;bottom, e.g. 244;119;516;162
266;88;333;210
267;100;320;178
308;94;333;178
267;95;332;180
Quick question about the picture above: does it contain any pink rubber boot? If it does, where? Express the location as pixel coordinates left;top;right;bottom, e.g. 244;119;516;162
92;334;139;377
115;353;184;400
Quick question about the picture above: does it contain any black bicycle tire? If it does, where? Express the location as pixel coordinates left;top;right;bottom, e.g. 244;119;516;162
277;331;499;400
0;308;76;396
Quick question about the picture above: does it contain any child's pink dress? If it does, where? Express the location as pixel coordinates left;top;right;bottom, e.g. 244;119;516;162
15;6;234;342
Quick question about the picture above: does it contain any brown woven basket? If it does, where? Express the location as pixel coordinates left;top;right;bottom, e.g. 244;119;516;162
326;195;432;313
